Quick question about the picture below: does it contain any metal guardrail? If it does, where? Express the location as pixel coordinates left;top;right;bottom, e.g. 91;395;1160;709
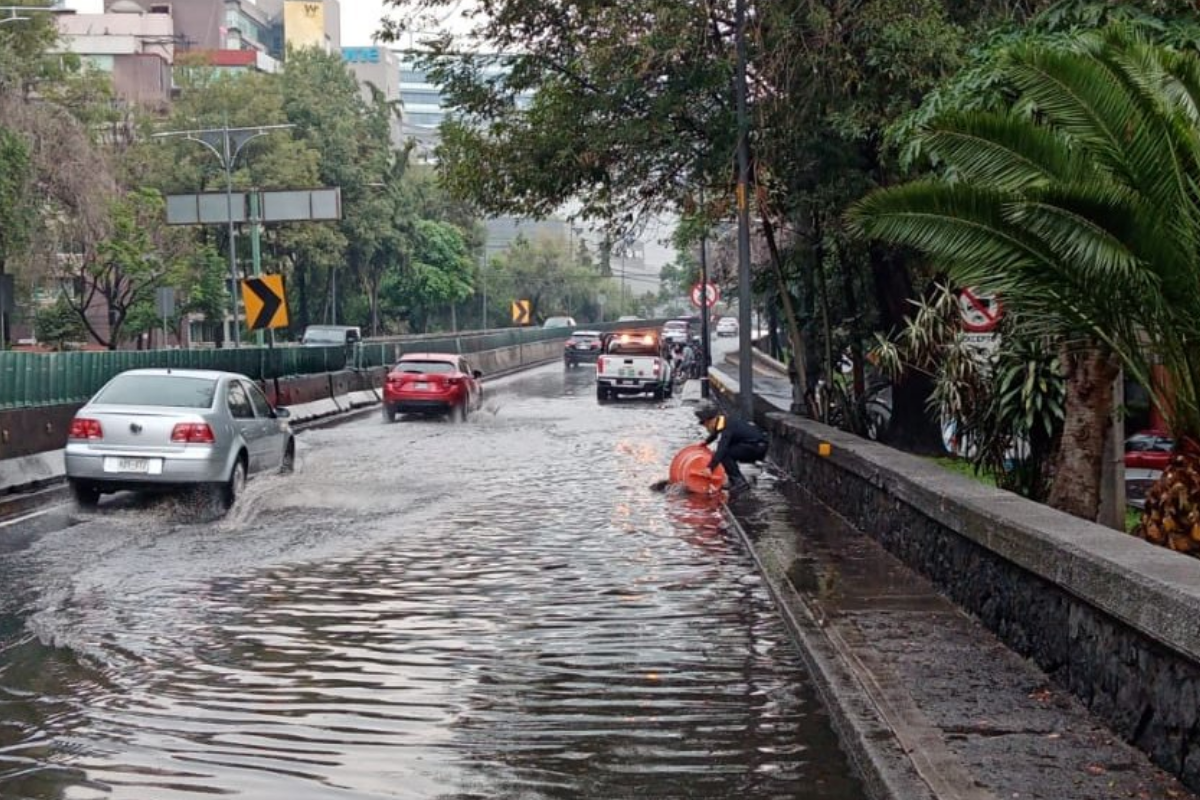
0;320;671;409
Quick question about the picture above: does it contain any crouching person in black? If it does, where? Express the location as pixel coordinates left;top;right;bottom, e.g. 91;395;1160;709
694;401;768;492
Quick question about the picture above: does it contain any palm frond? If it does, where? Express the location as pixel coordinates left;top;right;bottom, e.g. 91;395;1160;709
848;182;1055;284
1006;45;1147;188
920;112;1090;190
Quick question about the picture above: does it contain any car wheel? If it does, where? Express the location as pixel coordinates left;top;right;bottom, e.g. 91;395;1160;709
384;404;397;423
70;479;100;510
450;403;466;423
220;455;248;511
597;385;608;403
280;439;296;474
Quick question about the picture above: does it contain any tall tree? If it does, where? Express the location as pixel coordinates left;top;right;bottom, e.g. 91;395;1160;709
849;28;1200;527
64;189;191;350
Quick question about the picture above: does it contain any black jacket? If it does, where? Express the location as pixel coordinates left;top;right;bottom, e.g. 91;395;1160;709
704;414;767;469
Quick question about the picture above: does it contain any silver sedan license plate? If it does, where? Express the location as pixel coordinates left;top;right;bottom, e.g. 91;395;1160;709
103;456;161;474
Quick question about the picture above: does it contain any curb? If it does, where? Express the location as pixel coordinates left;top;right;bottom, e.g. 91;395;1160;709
721;504;936;800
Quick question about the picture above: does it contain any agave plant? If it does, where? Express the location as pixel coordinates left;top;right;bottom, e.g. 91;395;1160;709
849;27;1200;545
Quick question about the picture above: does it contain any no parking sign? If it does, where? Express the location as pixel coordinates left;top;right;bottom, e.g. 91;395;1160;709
691;282;719;309
959;288;1003;332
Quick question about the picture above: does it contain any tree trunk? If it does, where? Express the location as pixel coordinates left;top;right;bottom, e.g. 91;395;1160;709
759;209;807;414
1047;345;1120;521
871;245;944;453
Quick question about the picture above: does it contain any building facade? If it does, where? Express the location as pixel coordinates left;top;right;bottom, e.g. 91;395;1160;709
283;0;339;53
54;3;175;107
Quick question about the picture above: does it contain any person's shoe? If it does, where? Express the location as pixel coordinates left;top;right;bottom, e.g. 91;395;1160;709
728;477;752;494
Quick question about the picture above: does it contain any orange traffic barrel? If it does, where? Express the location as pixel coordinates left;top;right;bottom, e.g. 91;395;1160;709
669;444;727;495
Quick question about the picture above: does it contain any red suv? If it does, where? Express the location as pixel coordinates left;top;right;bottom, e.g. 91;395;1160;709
383;353;483;423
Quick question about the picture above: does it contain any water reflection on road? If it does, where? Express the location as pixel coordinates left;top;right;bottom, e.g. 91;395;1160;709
0;363;861;799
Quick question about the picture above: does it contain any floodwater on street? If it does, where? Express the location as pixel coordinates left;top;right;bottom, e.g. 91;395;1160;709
0;362;862;799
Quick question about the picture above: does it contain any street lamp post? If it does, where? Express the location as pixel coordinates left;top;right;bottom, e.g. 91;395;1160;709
152;122;293;347
0;3;58;25
734;0;754;418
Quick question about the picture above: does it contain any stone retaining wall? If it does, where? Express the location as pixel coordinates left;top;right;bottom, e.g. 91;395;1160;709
763;411;1200;790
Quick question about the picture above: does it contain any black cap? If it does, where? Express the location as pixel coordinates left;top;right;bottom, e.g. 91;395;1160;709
693;401;718;422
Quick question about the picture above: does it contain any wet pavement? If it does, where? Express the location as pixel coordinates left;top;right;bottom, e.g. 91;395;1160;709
730;480;1200;800
0;363;862;799
707;356;1200;800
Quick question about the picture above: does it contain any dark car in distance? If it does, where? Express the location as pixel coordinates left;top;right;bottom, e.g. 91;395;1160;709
564;330;603;367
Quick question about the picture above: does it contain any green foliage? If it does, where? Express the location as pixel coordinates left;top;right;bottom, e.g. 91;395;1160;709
32;295;85;350
384;0;737;232
66;189;191;349
872;284;1065;499
181;246;228;325
889;0;1200;170
855;28;1200;448
0;4;60;95
0;125;31;268
380;219;474;329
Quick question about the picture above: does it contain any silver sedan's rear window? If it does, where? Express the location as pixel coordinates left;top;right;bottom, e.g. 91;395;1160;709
92;375;218;408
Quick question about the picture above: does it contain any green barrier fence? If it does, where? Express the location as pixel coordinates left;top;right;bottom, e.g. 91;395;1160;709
0;320;671;409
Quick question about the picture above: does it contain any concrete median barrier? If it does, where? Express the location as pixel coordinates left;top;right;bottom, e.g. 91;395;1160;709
0;337;565;497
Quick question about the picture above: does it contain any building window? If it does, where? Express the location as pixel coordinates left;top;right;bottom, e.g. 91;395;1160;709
407;112;443;126
400;89;442;106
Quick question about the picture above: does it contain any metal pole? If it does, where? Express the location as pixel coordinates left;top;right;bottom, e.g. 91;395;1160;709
223;125;241;347
250;190;264;346
734;0;754;419
481;250;488;329
699;229;711;399
152;123;292;349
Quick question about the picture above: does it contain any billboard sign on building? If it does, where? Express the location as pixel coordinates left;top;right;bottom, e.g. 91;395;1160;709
284;0;327;51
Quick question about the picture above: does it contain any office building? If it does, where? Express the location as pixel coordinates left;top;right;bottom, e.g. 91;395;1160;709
54;3;175;107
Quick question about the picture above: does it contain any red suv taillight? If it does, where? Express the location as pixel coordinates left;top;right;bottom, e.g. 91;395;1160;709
565;338;576;348
171;423;215;444
68;418;103;440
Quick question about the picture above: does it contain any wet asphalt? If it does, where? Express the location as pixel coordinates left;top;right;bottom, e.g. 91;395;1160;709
0;361;862;800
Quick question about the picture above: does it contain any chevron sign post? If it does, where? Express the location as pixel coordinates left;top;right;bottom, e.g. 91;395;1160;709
511;299;532;326
241;275;289;330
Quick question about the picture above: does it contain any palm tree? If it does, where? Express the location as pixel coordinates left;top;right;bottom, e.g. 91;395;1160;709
849;27;1200;547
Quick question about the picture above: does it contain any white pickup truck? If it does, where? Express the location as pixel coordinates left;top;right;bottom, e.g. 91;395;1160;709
595;330;674;402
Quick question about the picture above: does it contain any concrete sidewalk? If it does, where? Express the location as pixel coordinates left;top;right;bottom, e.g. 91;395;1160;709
711;360;1198;800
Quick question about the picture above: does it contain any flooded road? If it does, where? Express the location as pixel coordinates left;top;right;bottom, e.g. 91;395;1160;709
0;363;862;799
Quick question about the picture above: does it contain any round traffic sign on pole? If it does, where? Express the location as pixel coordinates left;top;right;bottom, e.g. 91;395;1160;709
958;287;1003;333
691;282;719;309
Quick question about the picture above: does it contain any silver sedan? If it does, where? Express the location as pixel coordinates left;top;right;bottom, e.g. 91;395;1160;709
64;368;295;511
